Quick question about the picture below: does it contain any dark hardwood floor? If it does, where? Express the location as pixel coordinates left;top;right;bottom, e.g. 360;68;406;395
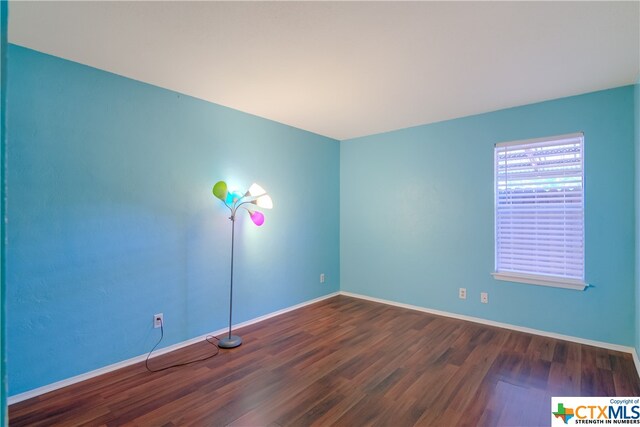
9;295;640;426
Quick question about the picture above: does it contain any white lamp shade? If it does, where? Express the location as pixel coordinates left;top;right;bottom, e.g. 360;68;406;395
256;194;273;209
248;183;273;209
248;183;266;197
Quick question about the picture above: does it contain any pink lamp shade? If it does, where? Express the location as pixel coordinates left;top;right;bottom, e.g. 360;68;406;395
248;210;265;226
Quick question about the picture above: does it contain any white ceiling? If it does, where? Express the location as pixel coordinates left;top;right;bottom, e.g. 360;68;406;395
8;1;640;140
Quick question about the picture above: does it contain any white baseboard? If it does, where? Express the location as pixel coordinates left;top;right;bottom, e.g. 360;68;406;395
339;291;636;355
8;291;339;405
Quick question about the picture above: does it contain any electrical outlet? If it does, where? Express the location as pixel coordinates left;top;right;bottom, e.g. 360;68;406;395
320;273;325;284
481;292;488;304
154;313;163;328
459;288;467;299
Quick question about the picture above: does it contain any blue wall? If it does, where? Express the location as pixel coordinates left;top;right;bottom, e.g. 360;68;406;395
1;1;7;423
6;45;340;396
635;78;640;358
341;86;636;346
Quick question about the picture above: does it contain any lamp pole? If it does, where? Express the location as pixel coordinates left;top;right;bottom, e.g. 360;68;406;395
228;213;235;340
218;209;243;348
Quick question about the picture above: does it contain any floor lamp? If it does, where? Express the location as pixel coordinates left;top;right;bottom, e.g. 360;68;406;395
212;180;273;348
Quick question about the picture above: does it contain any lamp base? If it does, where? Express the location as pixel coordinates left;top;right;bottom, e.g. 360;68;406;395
218;335;242;348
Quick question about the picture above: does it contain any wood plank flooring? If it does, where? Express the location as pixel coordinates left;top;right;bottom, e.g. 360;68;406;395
9;295;640;426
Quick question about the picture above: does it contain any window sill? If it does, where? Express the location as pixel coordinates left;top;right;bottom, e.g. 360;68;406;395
491;272;587;291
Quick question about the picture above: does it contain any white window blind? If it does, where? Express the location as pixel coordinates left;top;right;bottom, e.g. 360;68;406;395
493;133;585;290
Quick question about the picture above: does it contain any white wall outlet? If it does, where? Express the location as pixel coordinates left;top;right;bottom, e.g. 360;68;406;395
481;292;488;304
154;313;163;328
459;288;467;299
320;273;325;283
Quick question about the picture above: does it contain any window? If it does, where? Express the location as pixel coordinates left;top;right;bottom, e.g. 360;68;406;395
493;133;586;290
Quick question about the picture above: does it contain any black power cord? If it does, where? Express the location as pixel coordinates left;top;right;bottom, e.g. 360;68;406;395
145;318;221;373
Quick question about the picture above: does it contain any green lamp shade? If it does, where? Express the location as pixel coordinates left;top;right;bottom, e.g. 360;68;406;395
212;181;228;201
